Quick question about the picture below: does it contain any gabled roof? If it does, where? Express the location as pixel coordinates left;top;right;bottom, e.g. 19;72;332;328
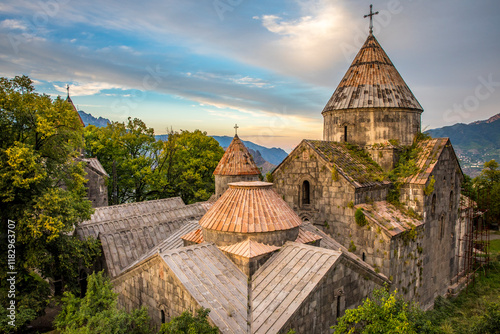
303;140;389;188
295;227;322;244
219;239;279;258
199;181;302;233
80;157;108;177
66;95;85;127
213;134;260;176
322;33;423;112
252;242;341;334
404;138;460;185
161;244;249;333
355;201;423;237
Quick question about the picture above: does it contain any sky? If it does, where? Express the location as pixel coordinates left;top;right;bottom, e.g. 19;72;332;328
1;0;499;151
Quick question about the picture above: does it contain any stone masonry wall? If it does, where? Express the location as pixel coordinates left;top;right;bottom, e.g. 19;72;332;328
277;256;386;334
85;166;108;208
215;174;260;198
113;256;205;331
323;108;421;146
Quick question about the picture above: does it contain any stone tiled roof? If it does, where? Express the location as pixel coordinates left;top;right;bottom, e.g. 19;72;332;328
295;227;322;244
83;197;185;224
121;221;201;275
199;181;302;233
305;140;389;188
80;157;108;176
404;138;451;185
99;220;189;277
213;135;260;176
252;242;341;334
161;243;248;334
219;239;279;258
322;33;422;113
77;202;206;239
180;228;204;244
356;201;423;237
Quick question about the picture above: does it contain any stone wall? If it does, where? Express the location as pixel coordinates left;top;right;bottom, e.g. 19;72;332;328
221;251;277;277
277;256;386;334
322;108;421;146
203;227;299;247
113;255;205;331
85;165;108;208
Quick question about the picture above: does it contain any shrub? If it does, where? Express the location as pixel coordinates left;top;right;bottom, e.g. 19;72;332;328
355;208;368;227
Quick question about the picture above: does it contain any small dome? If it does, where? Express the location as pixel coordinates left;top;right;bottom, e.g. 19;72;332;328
199;181;302;246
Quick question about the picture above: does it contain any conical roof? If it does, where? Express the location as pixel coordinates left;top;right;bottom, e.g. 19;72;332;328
199;181;302;233
213;134;260;176
322;33;423;113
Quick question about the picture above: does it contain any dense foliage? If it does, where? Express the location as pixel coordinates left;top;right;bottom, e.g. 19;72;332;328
85;122;224;204
471;160;500;227
55;271;151;334
0;76;101;331
158;307;218;334
333;287;435;334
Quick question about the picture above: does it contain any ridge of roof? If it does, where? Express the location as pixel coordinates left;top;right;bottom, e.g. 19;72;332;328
213;134;260;176
322;33;423;112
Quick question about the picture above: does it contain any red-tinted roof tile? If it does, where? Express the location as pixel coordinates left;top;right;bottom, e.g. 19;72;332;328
219;239;279;258
213;135;260;176
181;228;204;244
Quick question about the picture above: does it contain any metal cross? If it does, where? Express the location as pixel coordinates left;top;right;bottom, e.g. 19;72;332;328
364;4;379;34
234;124;239;135
66;84;70;97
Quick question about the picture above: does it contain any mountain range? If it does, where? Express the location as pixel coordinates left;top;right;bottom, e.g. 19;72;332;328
426;113;500;177
79;110;500;177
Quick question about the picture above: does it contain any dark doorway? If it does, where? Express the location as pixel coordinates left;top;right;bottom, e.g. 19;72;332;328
161;310;166;324
302;181;310;205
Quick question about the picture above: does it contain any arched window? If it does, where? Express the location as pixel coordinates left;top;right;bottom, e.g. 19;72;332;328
161;310;166;324
302;181;310;205
362;252;366;262
344;126;348;142
336;295;342;318
431;194;436;217
439;215;445;240
449;191;454;210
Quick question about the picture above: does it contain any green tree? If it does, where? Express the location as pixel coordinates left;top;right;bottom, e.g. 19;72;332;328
158;307;218;334
0;76;100;330
332;287;436;334
473;160;500;227
55;271;151;334
85;123;224;205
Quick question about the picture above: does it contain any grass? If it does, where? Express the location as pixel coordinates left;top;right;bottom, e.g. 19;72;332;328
426;239;500;333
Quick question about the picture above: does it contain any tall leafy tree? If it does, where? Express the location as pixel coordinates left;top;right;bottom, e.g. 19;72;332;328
0;76;100;331
473;160;500;227
85;123;224;205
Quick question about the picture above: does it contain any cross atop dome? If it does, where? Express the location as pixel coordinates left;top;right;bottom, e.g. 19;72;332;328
364;4;379;35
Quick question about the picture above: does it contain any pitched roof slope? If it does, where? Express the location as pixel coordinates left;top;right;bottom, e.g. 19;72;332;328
180;228;204;244
404;138;452;184
83;197;185;224
161;244;248;333
213;135;260;176
252;242;341;334
219;239;279;258
117;221;201;276
77;201;207;239
356;201;423;237
80;157;108;176
66;95;85;127
322;33;422;112
305;140;389;187
199;182;302;233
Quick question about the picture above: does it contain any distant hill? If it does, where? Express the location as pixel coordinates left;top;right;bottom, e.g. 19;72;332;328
78;110;110;128
426;113;500;177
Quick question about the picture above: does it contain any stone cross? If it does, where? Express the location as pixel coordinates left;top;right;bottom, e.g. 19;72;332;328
364;4;379;34
234;124;239;135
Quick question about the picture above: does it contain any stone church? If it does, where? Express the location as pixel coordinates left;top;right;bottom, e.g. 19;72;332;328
74;19;468;334
272;30;464;309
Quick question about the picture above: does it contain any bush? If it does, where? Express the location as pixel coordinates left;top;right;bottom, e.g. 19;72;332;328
158;307;218;334
355;208;368;227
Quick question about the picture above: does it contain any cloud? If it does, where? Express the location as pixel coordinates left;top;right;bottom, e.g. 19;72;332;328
0;19;28;31
54;82;126;96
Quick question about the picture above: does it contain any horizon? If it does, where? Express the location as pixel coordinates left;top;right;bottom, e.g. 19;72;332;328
1;0;499;151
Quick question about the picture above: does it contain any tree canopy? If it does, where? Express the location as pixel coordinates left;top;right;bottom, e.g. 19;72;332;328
85;122;224;205
0;76;100;331
158;307;218;334
472;159;500;227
